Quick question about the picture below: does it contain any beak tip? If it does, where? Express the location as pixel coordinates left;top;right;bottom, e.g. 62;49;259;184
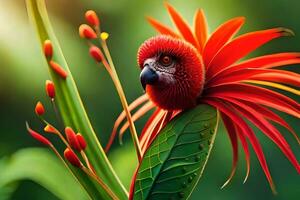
140;66;158;90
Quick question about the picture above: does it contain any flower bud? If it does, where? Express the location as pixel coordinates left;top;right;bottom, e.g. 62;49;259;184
65;127;81;151
79;24;97;39
35;101;45;116
49;61;68;79
45;80;55;99
85;10;100;27
26;122;52;146
89;46;103;62
43;40;53;59
64;148;81;167
44;124;58;134
100;32;109;40
76;133;87;150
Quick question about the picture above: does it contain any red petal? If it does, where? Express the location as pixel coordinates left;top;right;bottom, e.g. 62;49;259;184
209;52;300;81
224;98;300;174
240;100;300;144
26;123;52;146
105;94;149;153
235;125;251;183
144;111;174;151
119;101;155;142
207;68;267;87
203;98;276;191
139;109;162;147
250;70;300;87
203;17;245;68
206;28;294;79
194;9;208;53
146;16;180;38
165;2;199;48
141;112;166;154
206;83;300;118
209;68;300;87
220;113;238;188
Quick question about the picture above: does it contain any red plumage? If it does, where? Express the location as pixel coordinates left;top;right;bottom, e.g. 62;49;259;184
138;35;205;110
106;3;300;196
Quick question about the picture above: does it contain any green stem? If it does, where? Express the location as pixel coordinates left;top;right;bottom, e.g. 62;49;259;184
26;0;128;199
100;40;142;161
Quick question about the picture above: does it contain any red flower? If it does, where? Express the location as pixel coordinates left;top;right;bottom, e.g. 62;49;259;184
122;2;300;193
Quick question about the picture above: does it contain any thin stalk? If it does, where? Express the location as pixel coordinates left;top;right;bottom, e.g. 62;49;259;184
49;145;93;200
100;39;142;161
51;99;64;128
39;117;70;148
80;150;94;172
81;166;119;200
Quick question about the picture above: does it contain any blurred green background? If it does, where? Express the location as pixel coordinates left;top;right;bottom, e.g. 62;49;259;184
0;0;299;199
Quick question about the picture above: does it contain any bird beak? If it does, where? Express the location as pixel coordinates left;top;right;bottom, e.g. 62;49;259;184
140;66;159;90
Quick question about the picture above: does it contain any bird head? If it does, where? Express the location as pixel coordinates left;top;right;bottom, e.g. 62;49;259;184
138;35;205;110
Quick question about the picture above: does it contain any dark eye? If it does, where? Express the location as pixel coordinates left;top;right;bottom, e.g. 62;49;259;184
159;55;173;67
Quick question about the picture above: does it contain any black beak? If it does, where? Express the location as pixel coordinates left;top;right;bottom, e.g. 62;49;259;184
140;66;159;90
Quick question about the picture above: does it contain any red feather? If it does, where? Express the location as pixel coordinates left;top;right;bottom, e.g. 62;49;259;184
206;83;300;118
209;52;300;81
204;98;276;192
194;9;209;53
203;17;245;68
165;2;199;49
223;98;300;173
206;28;294;79
147;16;180;38
220;113;239;187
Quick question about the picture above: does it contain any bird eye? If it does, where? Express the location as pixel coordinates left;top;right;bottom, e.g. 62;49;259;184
159;55;173;67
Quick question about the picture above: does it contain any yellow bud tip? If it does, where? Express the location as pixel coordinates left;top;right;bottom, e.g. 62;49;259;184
100;32;109;40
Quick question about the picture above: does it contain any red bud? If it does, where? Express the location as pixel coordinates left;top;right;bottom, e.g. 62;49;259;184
49;61;68;79
43;40;53;59
45;80;55;99
64;148;81;167
79;24;97;39
35;101;45;116
85;10;100;27
76;134;87;150
65;127;81;151
26;122;51;146
89;46;103;62
44;124;58;134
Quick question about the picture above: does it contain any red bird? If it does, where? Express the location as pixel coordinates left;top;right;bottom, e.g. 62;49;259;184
138;35;205;110
108;2;300;193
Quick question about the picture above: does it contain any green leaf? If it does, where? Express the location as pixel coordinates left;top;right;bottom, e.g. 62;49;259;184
132;104;219;200
25;0;128;199
0;184;17;200
0;148;89;200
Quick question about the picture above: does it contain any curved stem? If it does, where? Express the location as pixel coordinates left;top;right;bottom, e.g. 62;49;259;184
100;40;142;161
